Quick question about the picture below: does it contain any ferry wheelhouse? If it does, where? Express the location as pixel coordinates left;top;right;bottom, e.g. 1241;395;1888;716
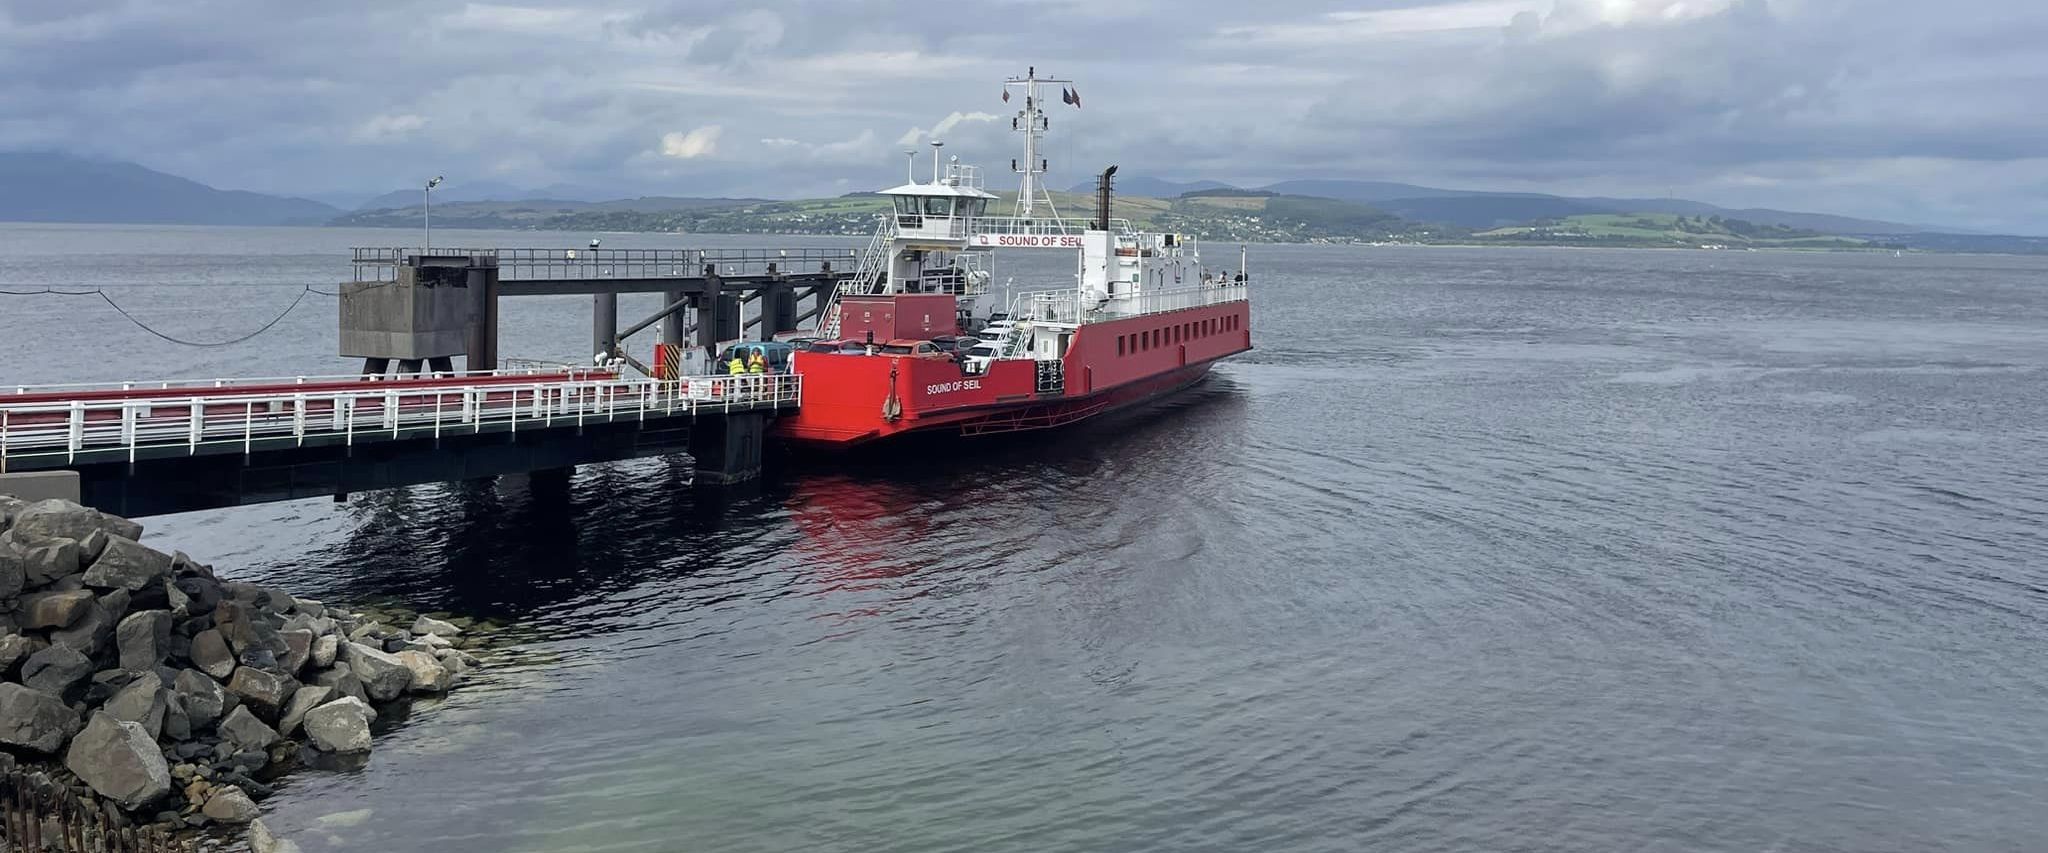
777;69;1252;446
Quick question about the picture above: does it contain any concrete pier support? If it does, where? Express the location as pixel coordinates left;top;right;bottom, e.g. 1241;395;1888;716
593;293;618;362
468;264;500;373
765;281;797;339
692;273;740;357
0;471;81;502
687;411;767;486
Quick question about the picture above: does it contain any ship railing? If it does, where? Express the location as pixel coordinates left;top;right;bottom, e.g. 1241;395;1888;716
945;163;984;190
0;373;803;468
1006;289;1086;342
973;216;1133;237
1090;282;1249;320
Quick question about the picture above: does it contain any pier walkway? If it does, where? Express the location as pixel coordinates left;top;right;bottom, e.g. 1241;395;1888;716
0;368;800;516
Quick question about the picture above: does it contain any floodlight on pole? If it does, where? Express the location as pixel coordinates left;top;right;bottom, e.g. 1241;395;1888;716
423;176;444;256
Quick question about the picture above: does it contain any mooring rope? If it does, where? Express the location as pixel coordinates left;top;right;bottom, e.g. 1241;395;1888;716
0;284;332;347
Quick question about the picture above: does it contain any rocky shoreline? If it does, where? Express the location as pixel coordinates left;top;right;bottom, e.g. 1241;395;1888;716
0;496;483;850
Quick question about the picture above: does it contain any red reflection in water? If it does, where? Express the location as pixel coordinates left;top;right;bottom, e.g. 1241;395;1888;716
785;475;934;595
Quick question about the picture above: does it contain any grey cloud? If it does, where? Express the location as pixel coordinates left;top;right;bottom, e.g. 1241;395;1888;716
0;0;2042;232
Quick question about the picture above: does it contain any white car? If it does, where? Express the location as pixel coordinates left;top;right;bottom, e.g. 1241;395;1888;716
960;341;1004;373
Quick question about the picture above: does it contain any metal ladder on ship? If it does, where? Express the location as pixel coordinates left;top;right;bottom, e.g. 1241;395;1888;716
817;221;893;339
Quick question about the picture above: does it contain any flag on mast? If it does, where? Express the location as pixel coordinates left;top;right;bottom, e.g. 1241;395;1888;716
1061;87;1074;106
1002;89;1010;103
1066;87;1082;109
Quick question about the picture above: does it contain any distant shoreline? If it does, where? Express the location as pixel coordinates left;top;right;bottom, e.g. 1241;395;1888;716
1;220;2042;257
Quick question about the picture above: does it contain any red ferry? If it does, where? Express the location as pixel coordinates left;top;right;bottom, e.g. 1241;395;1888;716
776;69;1253;447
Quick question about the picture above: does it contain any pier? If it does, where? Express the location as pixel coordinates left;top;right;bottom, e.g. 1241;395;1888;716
1;245;847;516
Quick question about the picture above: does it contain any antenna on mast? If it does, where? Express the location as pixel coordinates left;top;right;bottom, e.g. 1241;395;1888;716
929;140;944;184
1003;66;1072;225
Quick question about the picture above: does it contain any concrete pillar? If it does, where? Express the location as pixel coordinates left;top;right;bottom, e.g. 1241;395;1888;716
0;471;80;502
661;290;687;348
688;411;767;486
593;293;618;362
467;265;500;374
715;293;740;343
766;281;797;338
661;288;687;374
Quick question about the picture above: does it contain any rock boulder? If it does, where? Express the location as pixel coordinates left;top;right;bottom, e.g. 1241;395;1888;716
219;705;280;753
215;599;284;658
0;536;27;600
0;683;82;753
0;633;46;677
173;668;226;726
310;634;338;669
309;664;370;706
116;609;173;670
341;642;410;702
202;785;259;824
9;500;108;544
301;698;373;753
249;818;305;853
410;615;462;637
277;685;332;737
65;713;171;810
48;597;114;656
190;629;236;680
21;645;93;698
395;650;452;694
18;589;95;630
102;672;168;740
279;629;313;675
227;667;295;721
83;535;173;591
22;537;80;589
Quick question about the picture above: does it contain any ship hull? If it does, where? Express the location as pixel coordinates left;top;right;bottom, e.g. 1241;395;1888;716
777;298;1249;448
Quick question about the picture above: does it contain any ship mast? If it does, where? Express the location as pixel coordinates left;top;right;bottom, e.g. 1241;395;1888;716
1004;66;1071;223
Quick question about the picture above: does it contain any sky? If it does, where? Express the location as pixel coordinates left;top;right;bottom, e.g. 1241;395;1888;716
2;0;2044;233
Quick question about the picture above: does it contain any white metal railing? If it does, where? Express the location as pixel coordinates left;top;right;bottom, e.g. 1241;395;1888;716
974;216;1133;237
0;373;802;468
1099;282;1249;318
945;162;983;189
3;366;597;398
1005;281;1251;329
1009;288;1085;325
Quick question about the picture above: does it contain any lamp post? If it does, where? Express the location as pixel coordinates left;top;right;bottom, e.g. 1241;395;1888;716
423;176;443;255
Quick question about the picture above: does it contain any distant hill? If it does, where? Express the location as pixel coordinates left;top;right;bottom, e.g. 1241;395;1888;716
1081;174;1955;236
1257;179;1485;202
1165;193;1408;242
1373;195;1616;229
1066;176;1234;197
330;196;775;229
0;152;339;225
352;180;635;210
1473;212;1875;249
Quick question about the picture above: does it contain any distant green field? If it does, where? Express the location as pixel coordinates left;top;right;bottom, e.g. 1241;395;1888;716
1476;212;1871;248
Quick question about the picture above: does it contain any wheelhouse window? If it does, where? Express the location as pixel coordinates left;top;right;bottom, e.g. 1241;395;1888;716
924;197;954;216
893;196;920;215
